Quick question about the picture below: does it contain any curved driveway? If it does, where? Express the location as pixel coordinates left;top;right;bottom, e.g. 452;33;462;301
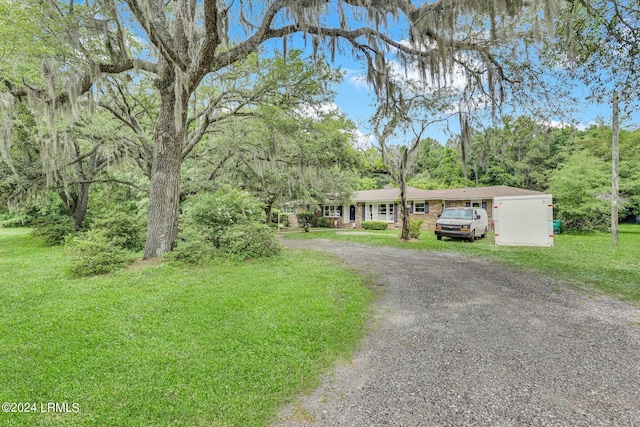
276;238;640;426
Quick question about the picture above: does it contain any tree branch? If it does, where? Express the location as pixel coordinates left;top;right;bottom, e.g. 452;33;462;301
123;0;187;71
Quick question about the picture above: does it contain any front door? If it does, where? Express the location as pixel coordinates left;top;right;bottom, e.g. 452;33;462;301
349;205;356;222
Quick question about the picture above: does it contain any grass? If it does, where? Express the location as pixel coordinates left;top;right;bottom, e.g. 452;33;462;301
283;224;640;303
0;228;372;426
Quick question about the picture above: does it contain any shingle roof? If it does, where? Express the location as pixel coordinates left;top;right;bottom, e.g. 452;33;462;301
352;187;423;202
353;185;545;203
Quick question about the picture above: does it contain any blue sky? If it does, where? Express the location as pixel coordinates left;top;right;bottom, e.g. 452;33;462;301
333;66;458;145
329;55;640;146
254;4;640;146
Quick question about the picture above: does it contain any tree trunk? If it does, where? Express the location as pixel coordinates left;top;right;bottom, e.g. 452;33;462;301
399;170;410;241
71;182;90;231
611;90;619;246
57;181;90;231
264;201;273;225
143;88;184;259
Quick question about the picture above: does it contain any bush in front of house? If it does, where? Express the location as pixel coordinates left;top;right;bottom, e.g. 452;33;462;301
279;213;290;227
408;218;424;239
175;188;280;263
184;187;265;243
64;229;133;277
296;211;314;227
362;221;388;230
218;222;281;261
316;217;331;228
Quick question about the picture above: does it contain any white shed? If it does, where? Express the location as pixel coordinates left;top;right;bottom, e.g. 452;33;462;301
493;194;554;247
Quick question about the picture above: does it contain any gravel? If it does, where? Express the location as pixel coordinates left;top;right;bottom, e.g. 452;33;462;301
275;238;640;426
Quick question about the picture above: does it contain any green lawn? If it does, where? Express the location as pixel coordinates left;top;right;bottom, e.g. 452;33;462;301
0;228;371;426
283;224;640;303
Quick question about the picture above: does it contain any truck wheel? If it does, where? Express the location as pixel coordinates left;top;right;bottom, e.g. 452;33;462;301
468;230;475;242
436;235;442;241
481;227;487;238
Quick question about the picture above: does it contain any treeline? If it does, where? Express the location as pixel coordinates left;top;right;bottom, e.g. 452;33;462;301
358;117;640;230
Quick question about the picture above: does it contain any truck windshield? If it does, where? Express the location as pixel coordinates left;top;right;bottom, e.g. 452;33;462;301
440;209;473;220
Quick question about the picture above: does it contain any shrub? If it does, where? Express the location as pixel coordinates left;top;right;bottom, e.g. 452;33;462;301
296;211;314;227
183;187;265;242
548;150;610;231
408;218;424;239
218;222;281;261
31;214;76;246
316;217;331;228
90;210;146;250
64;229;132;277
279;213;289;226
164;236;216;265
1;213;32;228
362;221;388;230
176;188;282;262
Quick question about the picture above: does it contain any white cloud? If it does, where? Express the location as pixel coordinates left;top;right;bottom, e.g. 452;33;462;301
544;120;591;131
346;60;468;98
349;73;371;91
352;128;375;149
344;37;480;100
392;39;473;92
297;102;340;120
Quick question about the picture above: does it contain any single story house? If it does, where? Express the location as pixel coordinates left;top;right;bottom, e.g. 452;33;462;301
321;185;546;231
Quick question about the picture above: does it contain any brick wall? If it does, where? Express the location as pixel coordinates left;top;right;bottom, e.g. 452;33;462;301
285;213;299;227
355;202;364;226
355;199;494;231
433;200;494;230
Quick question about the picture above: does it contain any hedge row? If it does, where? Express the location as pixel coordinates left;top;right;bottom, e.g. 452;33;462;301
361;221;389;230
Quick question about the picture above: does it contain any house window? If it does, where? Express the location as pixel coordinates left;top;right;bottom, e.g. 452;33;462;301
282;206;295;214
323;205;341;217
366;203;395;222
414;202;429;214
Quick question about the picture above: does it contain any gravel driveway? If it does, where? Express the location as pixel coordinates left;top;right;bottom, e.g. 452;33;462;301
275;238;640;426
